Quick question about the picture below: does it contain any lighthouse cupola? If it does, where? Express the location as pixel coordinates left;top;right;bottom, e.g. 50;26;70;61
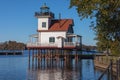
35;3;54;18
40;3;50;14
35;3;54;31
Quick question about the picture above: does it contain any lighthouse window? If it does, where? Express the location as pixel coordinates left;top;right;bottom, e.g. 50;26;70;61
42;22;46;28
49;37;55;43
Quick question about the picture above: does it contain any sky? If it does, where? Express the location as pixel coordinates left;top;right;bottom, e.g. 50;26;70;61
0;0;96;46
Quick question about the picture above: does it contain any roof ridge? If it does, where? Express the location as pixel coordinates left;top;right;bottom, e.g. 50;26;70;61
52;19;72;20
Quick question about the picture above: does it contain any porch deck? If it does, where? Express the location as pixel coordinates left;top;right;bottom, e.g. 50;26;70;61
27;42;81;49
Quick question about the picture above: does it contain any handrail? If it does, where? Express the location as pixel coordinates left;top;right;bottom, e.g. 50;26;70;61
27;42;80;47
98;59;120;80
64;42;76;46
98;64;111;80
27;42;57;47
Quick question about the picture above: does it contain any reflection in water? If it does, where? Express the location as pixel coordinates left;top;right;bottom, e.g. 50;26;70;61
82;60;95;80
27;58;95;80
0;51;116;80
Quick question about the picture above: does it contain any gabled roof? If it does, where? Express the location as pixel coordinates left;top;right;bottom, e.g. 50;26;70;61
38;19;74;32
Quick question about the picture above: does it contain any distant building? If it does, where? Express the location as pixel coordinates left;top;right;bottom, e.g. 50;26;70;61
27;4;82;49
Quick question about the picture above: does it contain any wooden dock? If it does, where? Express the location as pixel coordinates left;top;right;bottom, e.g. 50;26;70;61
0;50;23;55
33;54;94;59
27;49;96;70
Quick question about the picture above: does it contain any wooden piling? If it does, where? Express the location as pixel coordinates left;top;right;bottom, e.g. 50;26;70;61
110;60;113;80
28;49;30;69
32;49;34;67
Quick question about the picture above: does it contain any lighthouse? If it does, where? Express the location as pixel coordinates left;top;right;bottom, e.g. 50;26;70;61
27;4;82;49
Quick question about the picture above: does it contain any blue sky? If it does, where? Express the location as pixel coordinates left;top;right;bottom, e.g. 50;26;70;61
0;0;96;46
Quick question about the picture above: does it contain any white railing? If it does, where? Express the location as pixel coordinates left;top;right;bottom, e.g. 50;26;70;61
64;42;76;47
27;42;57;47
27;42;80;48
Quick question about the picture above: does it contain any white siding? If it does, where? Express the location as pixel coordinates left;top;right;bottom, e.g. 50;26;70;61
38;18;50;30
38;32;66;45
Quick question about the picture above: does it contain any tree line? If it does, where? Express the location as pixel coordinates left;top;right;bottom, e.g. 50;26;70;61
0;41;26;50
82;45;97;51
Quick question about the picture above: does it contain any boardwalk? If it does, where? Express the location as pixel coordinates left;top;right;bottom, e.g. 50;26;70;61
94;55;120;80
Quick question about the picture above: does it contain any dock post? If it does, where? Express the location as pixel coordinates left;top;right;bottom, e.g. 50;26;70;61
118;58;120;79
32;49;34;68
110;59;113;80
38;49;40;68
43;49;45;69
6;52;8;56
56;49;59;62
35;49;38;68
75;49;78;63
55;49;58;67
13;52;15;55
28;49;31;69
51;49;53;68
118;58;120;80
64;50;67;66
116;59;120;80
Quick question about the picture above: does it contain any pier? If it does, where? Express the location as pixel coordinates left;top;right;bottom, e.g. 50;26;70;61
27;47;120;80
0;50;23;55
27;48;96;68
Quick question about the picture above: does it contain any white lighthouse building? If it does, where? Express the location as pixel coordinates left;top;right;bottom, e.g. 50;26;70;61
27;4;82;49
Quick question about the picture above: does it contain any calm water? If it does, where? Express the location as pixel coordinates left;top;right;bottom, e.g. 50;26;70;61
0;51;108;80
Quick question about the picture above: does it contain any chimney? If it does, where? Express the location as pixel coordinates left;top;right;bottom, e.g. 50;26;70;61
59;13;61;20
59;13;61;27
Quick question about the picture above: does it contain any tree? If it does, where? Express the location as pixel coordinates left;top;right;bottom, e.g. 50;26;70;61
70;0;120;55
0;41;25;50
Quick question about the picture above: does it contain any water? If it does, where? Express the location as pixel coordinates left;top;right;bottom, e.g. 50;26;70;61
0;56;27;80
0;51;108;80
